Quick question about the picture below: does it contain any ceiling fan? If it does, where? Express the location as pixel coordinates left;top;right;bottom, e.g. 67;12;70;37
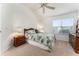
39;3;55;14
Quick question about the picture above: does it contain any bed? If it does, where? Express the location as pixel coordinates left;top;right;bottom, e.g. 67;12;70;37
24;28;56;52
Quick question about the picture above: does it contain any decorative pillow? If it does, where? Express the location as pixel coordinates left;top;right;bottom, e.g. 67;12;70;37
27;30;35;34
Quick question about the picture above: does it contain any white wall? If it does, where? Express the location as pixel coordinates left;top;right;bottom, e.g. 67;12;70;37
0;4;14;54
77;10;79;20
13;4;39;32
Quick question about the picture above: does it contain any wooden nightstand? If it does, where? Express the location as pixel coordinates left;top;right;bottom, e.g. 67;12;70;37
14;35;26;47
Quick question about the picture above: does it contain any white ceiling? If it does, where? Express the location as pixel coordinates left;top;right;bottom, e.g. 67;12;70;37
22;3;79;16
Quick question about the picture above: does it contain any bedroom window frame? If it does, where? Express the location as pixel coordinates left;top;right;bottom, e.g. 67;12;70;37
52;17;74;34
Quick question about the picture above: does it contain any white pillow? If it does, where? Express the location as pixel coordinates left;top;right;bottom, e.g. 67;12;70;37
27;30;35;34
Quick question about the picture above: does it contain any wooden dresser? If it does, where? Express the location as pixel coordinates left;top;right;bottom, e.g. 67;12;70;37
75;34;79;53
14;35;26;47
75;19;79;53
69;34;79;54
69;19;79;54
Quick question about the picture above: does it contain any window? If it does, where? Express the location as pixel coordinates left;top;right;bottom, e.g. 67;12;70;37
52;18;74;34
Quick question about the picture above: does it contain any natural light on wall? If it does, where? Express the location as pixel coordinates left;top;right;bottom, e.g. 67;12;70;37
37;24;44;32
14;26;23;33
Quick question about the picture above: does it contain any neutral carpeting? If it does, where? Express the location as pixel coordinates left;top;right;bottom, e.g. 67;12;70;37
2;40;79;56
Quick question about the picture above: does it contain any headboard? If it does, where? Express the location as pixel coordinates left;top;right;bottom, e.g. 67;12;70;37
24;28;39;36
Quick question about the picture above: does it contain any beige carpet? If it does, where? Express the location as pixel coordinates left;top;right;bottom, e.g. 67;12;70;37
2;40;79;56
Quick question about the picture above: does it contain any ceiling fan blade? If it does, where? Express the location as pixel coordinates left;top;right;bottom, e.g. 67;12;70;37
41;3;44;7
40;3;48;7
43;3;48;6
45;5;55;10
